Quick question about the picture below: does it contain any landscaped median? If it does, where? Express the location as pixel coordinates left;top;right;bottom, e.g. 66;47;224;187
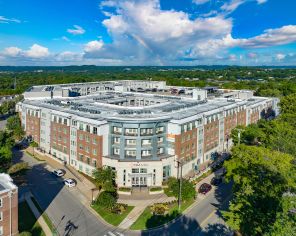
91;190;134;226
130;199;195;230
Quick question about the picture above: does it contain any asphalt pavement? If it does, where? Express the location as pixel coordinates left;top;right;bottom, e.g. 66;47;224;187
15;148;232;236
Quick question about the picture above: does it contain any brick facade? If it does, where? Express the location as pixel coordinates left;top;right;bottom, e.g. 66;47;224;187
76;130;103;168
0;189;18;236
25;110;40;143
174;128;197;162
50;121;70;156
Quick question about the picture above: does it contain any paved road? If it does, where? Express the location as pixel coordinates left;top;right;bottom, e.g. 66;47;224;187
16;149;232;236
16;150;127;236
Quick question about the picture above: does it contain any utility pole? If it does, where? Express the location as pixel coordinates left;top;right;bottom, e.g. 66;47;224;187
176;159;183;212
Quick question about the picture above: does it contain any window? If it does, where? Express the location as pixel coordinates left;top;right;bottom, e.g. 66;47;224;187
113;148;120;155
140;168;147;173
0;226;3;235
63;119;67;125
86;125;90;133
79;144;84;150
93;127;97;135
126;139;136;145
156;126;164;134
114;137;120;144
0;198;2;207
0;212;2;221
72;120;77;126
93;159;97;167
93;149;97;155
132;168;139;173
85;146;90;153
93;138;97;145
125;128;137;135
79;123;83;131
157;147;164;154
113;126;122;134
141;139;151;146
63;128;67;134
86;135;90;143
141;150;151;156
125;150;136;157
58;117;62;124
157;137;164;143
79;134;83;140
140;128;153;136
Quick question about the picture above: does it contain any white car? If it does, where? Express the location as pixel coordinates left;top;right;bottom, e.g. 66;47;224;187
52;169;64;177
64;178;76;187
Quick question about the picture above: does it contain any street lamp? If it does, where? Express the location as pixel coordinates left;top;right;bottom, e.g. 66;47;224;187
91;188;96;205
52;215;65;236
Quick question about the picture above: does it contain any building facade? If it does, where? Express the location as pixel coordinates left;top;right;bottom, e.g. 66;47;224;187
0;174;18;236
18;80;278;187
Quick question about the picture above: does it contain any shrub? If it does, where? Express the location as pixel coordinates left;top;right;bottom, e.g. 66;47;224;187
118;187;131;192
7;162;28;175
96;191;117;209
111;203;128;214
150;187;162;192
19;232;32;236
150;203;169;215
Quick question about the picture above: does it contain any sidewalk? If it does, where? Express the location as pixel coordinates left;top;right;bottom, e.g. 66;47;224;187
26;147;98;202
24;192;52;236
118;193;176;229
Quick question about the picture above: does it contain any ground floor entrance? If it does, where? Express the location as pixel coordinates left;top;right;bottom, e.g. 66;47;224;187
131;176;147;187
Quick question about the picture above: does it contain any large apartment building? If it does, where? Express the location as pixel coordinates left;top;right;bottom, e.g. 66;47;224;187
18;80;278;187
0;174;18;236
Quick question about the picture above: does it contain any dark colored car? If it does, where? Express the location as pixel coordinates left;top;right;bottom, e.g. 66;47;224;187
198;183;212;194
211;176;222;186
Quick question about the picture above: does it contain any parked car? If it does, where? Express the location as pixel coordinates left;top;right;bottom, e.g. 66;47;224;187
198;183;212;194
64;178;76;187
52;169;65;177
210;176;222;186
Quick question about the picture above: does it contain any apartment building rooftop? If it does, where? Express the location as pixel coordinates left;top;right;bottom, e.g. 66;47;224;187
0;173;17;194
22;90;268;122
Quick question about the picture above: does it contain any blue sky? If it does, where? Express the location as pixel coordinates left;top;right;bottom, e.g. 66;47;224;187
0;0;296;66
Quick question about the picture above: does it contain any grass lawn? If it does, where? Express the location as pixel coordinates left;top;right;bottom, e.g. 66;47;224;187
130;199;195;230
18;202;46;236
30;197;55;232
92;204;134;226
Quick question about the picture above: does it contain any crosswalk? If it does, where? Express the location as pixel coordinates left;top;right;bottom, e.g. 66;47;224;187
104;232;124;236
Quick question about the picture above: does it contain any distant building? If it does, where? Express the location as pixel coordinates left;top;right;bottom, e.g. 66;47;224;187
0;173;18;236
17;80;278;188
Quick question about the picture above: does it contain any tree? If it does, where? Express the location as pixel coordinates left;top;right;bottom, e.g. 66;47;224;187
6;115;24;140
30;141;38;157
264;194;296;236
167;177;196;201
96;191;117;209
92;167;116;192
223;145;296;235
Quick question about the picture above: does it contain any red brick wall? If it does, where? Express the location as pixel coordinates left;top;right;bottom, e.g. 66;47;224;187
76;130;103;168
204;120;219;152
0;190;18;236
174;128;197;162
224;113;237;140
25;112;40;144
237;110;247;126
50;122;70;155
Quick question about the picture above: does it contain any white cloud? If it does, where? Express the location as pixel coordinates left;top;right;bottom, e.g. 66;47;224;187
67;25;85;35
24;44;49;58
3;47;22;57
84;40;104;53
247;52;257;58
62;36;70;41
193;0;210;5
0;16;21;24
237;25;296;48
275;53;286;60
257;0;267;4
